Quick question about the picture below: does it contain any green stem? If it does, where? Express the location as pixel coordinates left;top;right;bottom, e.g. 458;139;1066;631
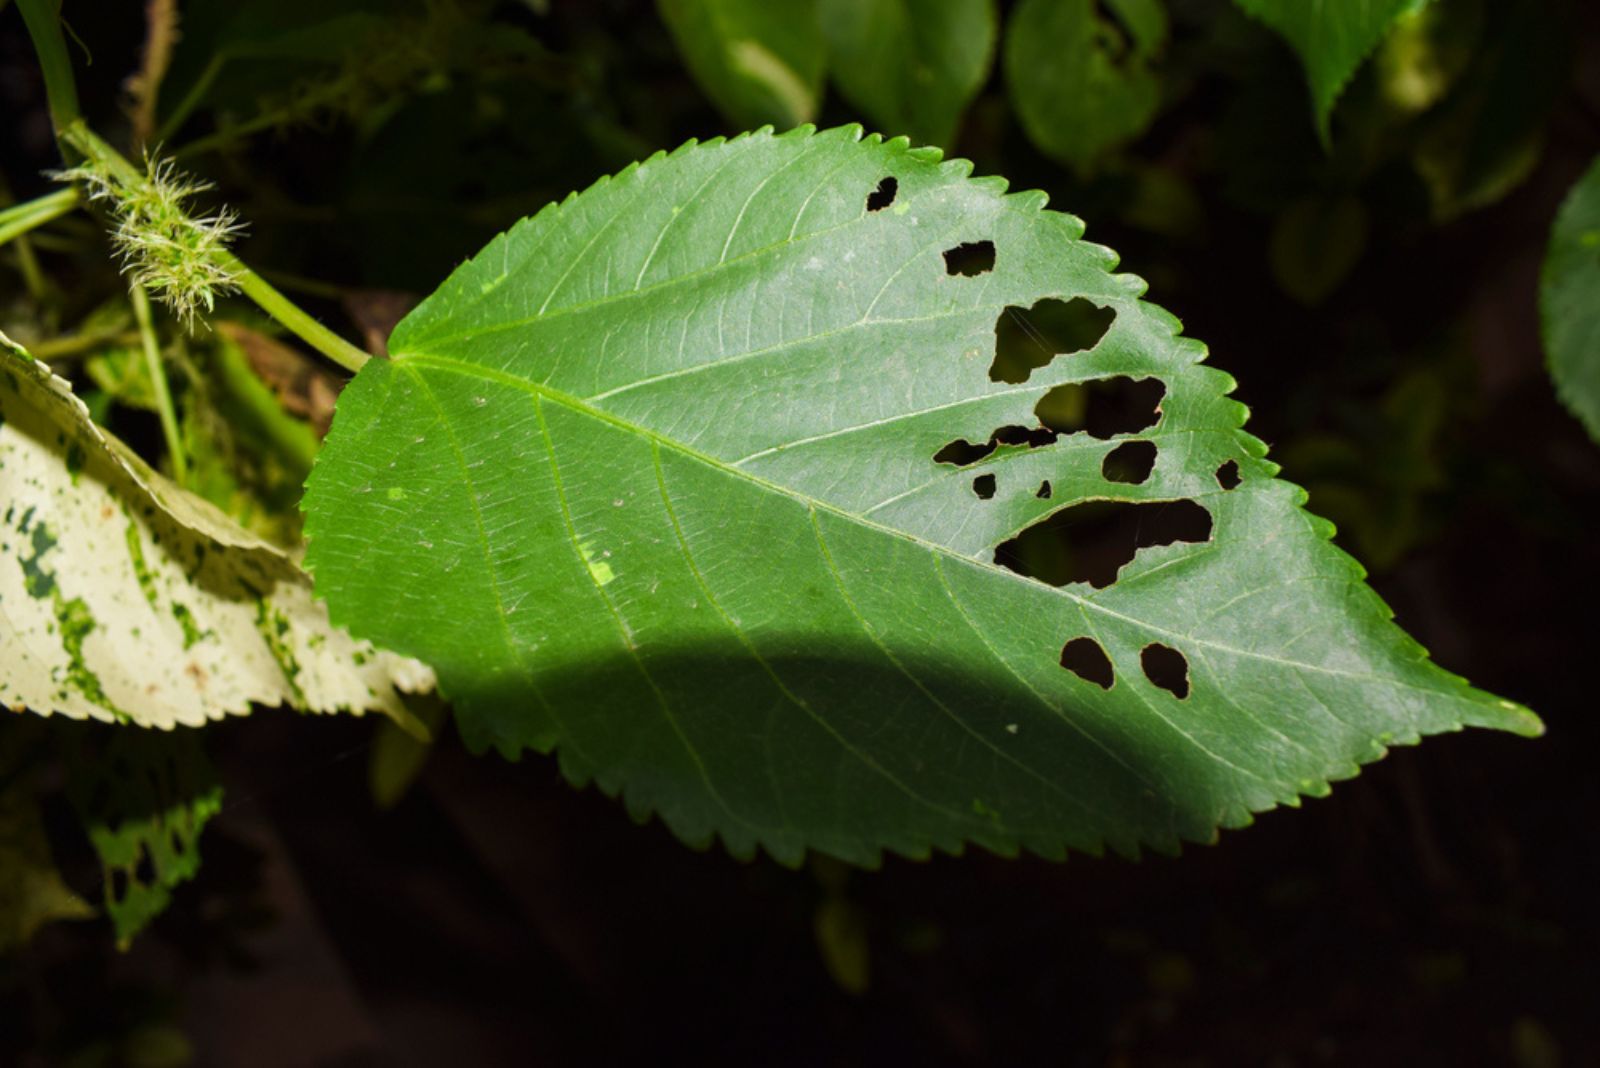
0;187;81;247
129;284;189;487
16;0;81;135
211;331;318;477
226;258;369;374
155;53;223;145
30;329;139;360
10;233;48;300
59;123;141;185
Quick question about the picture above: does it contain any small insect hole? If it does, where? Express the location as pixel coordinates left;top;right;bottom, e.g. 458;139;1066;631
1036;480;1052;499
1140;643;1190;698
1102;440;1158;484
1060;637;1114;689
943;240;996;277
972;473;997;499
1216;459;1241;489
867;176;897;212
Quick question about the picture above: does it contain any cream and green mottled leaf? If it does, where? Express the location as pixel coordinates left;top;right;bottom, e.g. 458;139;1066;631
0;332;433;730
303;126;1538;867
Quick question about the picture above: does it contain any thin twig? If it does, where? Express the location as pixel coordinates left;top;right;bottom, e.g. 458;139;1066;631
126;0;181;149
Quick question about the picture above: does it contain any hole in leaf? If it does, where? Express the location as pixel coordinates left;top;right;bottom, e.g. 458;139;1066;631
934;424;1058;467
935;438;996;466
1216;459;1241;489
973;473;996;499
110;868;128;904
994;424;1058;448
1141;643;1190;698
134;846;156;886
990;298;1117;384
995;499;1213;588
1102;440;1158;484
1036;480;1052;499
867;176;897;212
1036;376;1165;439
1060;638;1114;689
943;240;995;277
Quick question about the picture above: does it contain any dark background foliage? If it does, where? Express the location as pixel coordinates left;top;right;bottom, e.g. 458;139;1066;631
2;0;1598;1064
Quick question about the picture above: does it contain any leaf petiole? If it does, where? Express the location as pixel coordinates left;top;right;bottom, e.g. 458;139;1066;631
0;187;82;248
129;284;189;487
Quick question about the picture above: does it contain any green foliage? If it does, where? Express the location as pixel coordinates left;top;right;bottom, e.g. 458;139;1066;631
819;0;997;148
368;693;450;809
1411;0;1570;221
1541;155;1600;443
1232;0;1428;142
63;725;222;947
3;0;1576;966
657;0;826;131
1004;0;1167;174
302;126;1537;866
1268;194;1368;306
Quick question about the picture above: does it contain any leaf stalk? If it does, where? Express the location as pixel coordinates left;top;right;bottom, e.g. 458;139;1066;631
130;283;190;487
0;187;82;247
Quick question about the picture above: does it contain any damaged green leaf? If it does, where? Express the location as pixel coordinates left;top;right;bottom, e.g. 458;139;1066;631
304;126;1538;868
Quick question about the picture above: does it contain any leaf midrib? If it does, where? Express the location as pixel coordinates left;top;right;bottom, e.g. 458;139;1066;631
392;350;1498;710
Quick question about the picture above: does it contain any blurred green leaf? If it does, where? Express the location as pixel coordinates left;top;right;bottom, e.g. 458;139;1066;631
1117;163;1206;243
368;693;450;810
1268;194;1369;306
657;0;826;130
1541;155;1600;444
1;724;96;954
1004;0;1167;175
1281;360;1464;571
1374;0;1483;116
814;896;871;995
1233;0;1428;142
159;0;406;134
819;0;997;148
1412;0;1569;221
65;727;222;948
85;347;159;411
